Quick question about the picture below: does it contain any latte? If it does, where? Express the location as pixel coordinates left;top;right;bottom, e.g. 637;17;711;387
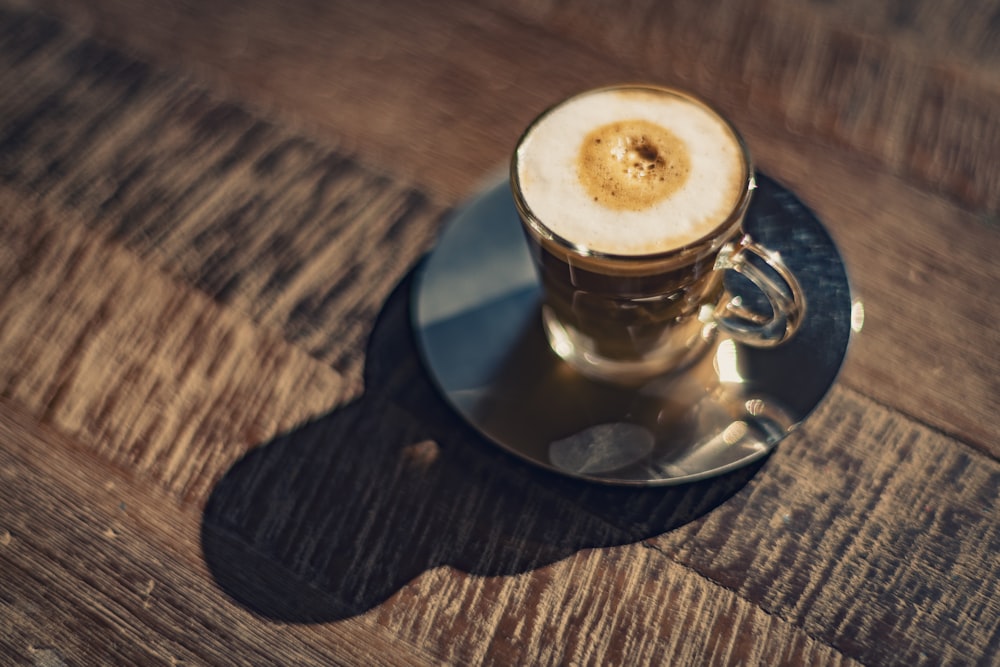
514;87;747;256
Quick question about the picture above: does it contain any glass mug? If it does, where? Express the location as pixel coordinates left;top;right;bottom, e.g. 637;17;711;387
510;84;805;383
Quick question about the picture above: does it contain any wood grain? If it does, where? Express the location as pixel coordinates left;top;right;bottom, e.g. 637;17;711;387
489;0;1000;211
0;1;998;665
0;8;448;389
2;187;989;663
2;3;997;452
0;399;440;666
195;268;1000;665
0;186;345;502
0;395;865;666
21;0;1000;212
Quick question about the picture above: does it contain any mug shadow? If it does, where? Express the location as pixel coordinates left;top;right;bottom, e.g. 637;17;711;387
200;268;766;623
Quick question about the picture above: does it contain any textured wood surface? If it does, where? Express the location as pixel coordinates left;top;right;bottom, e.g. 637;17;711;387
9;0;1000;450
1;1;998;665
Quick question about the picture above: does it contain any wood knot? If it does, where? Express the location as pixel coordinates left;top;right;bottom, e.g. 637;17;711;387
401;439;440;470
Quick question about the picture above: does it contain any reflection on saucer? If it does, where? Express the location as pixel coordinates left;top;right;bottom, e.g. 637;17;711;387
550;423;656;475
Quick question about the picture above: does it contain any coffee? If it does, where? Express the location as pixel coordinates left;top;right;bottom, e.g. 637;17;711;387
512;85;802;382
514;87;746;257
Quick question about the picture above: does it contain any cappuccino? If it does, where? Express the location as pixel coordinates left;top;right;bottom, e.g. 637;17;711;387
510;85;803;383
514;87;746;256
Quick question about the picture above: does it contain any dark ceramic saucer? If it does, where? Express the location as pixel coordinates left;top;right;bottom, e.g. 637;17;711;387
413;175;855;486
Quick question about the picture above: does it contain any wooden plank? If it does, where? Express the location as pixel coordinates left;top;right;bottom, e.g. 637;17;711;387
195;266;999;666
0;188;866;664
794;0;1000;72
656;386;1000;666
1;182;992;664
0;5;997;453
20;0;1000;211
487;0;1000;211
0;395;862;666
0;399;440;666
0;7;996;663
0;7;448;387
0;185;345;502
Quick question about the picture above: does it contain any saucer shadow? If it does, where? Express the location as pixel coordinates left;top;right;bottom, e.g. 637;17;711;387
200;269;765;622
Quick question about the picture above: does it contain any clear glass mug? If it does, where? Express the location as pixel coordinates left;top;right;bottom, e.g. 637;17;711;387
510;85;806;383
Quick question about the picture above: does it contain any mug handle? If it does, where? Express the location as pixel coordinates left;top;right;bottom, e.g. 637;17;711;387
712;234;806;347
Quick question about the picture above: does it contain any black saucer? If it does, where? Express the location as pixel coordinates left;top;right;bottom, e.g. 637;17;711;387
413;174;855;486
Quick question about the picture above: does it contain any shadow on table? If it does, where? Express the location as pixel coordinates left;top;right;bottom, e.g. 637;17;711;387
200;270;765;622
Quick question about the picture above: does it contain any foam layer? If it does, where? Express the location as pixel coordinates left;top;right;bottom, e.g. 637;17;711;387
516;87;746;255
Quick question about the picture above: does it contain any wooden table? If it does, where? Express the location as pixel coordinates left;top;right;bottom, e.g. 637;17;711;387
2;1;998;664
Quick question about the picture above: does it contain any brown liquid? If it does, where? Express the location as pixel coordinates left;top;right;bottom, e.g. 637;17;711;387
513;86;754;377
529;239;730;361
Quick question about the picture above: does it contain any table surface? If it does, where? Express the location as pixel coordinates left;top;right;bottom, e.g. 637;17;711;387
1;1;998;664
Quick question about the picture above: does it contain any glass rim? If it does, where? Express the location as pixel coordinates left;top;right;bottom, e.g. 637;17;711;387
510;84;755;265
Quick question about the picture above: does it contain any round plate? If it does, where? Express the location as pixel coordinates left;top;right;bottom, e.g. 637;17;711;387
413;174;854;486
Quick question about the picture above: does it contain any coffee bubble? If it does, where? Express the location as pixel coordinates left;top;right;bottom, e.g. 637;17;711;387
577;119;690;211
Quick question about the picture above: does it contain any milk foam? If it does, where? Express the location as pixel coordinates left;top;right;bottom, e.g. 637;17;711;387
516;88;746;255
